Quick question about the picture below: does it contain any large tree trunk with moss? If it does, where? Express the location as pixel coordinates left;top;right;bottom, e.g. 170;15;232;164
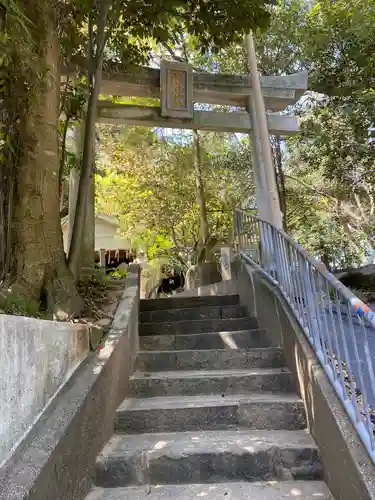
10;0;81;317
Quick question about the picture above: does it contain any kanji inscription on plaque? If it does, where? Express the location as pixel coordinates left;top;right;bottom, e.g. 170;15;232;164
160;60;193;119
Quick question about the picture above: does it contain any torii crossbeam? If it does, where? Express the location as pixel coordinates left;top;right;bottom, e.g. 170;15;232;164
97;61;308;136
99;64;308;111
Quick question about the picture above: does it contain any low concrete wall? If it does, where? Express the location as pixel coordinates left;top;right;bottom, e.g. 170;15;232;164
0;315;89;468
232;257;375;500
0;267;140;500
231;258;283;345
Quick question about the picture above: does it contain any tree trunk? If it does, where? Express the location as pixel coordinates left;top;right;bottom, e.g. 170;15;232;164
66;122;95;270
193;130;209;244
81;173;95;269
321;252;330;270
68;3;109;279
0;159;14;281
12;0;81;317
338;213;366;262
59;113;70;209
272;135;287;230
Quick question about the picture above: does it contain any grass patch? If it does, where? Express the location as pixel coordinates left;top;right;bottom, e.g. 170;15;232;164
0;292;48;319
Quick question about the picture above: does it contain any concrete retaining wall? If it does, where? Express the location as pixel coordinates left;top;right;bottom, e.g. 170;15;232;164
0;267;140;500
0;315;89;467
231;257;375;500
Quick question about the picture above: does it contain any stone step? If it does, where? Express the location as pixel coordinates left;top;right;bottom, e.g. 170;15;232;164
140;294;240;312
130;368;295;398
140;329;274;351
140;304;247;323
139;317;259;336
221;304;247;319
115;393;306;433
94;429;323;487
136;347;286;372
87;481;333;500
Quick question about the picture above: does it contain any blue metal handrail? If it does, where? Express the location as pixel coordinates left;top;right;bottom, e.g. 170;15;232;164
235;208;375;463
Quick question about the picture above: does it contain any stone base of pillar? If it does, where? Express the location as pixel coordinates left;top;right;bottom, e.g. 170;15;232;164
99;248;106;268
220;246;232;281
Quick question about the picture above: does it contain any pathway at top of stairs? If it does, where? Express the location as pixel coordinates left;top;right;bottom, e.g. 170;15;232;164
86;293;334;499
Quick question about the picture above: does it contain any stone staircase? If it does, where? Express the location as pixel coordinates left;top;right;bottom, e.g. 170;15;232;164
86;294;333;499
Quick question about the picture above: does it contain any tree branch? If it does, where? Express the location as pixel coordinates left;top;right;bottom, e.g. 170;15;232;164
182;38;189;63
161;42;185;63
286;175;369;226
87;12;94;80
354;192;366;220
170;225;181;251
59;75;71;116
59;114;70;192
93;0;110;81
286;174;335;200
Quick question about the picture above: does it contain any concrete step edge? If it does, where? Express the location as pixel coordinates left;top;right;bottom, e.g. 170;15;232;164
140;304;248;323
131;367;291;380
140;294;240;312
140;317;254;328
94;430;322;487
115;393;307;433
117;392;303;413
140;328;268;340
136;346;286;369
87;481;333;500
97;429;319;457
139;329;276;351
137;346;282;355
139;317;259;336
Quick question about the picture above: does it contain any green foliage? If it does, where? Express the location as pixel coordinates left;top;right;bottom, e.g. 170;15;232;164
5;0;375;304
288;102;375;191
107;0;273;57
108;266;128;279
141;232;174;262
224;0;375;270
61;79;86;119
192;0;374;270
209;0;375;95
0;292;47;318
297;0;375;97
284;100;375;268
96;125;253;270
1;0;277;290
0;0;33;34
77;272;110;320
188;0;308;75
59;0;276;110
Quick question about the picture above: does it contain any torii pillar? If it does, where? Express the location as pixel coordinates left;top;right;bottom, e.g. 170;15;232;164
245;32;283;229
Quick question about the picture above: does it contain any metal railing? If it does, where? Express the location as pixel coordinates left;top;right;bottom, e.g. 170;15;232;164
234;208;375;463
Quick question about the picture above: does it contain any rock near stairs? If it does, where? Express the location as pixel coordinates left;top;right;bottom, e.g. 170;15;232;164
86;294;333;500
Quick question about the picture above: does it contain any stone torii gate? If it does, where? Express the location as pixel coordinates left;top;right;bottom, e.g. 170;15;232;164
96;48;308;230
97;65;307;134
68;40;308;257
